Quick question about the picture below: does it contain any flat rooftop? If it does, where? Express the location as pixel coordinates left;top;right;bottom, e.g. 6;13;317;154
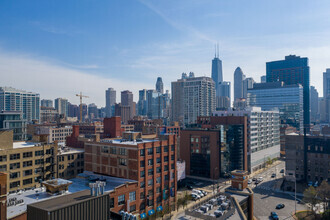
58;147;84;155
7;172;136;219
12;142;39;149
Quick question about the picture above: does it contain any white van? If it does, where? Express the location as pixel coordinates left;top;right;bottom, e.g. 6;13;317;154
257;177;263;182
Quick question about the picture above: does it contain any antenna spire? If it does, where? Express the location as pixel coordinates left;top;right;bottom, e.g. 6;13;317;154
214;44;217;58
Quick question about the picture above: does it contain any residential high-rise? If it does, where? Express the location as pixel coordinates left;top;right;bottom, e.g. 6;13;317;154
213;107;280;172
0;87;40;122
247;82;304;131
323;68;330;98
211;49;223;96
234;67;245;101
105;88;116;117
54;98;68;117
243;77;255;99
0;111;27;141
41;99;53;108
88;103;98;120
155;77;164;94
266;55;310;131
310;86;319;123
171;73;215;125
121;90;135;119
68;102;79;118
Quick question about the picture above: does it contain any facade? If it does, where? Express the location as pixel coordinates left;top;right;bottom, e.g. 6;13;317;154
234;67;245;101
171;73;215;126
40;99;53;108
146;90;170;120
105;88;116;118
243;77;254;99
138;89;147;116
88;103;98;120
121;90;135;120
247;82;304;132
40;107;58;124
180;116;247;179
260;75;266;83
323;68;330;98
285;134;330;182
0;87;40;122
0;111;27;141
310;86;319;123
211;53;223;96
84;132;177;214
155;77;164;94
266;55;310;131
67;102;79;118
34;126;73;144
56;147;84;179
54;98;68;118
213;107;280;172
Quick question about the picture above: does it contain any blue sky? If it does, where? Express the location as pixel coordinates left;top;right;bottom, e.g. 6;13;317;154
1;0;330;106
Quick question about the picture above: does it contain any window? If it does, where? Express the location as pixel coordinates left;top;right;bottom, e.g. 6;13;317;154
140;192;145;199
140;181;145;188
35;150;43;156
23;178;32;185
164;165;169;171
130;205;136;212
156;147;161;154
148;159;153;166
140;160;145;167
10;163;20;170
171;145;175;151
0;165;6;172
10;181;20;189
110;198;114;208
165;174;169;181
23;161;33;167
129;191;136;202
23;169;32;177
148;199;153;206
171;155;175;161
164;156;169;162
10;172;20;179
156;167;161;173
148;189;153;196
171;163;175;169
110;147;116;154
140;149;145;156
35;167;43;174
118;194;125;205
148;168;153;176
119;158;127;166
164;146;169;152
147;148;153;155
119;148;127;156
156;177;161;184
23;152;32;158
156;187;161;193
101;146;109;153
10;153;20;160
140;170;145;178
156;157;161;164
0;155;7;162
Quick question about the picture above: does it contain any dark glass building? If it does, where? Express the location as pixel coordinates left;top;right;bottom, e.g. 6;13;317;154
266;55;310;131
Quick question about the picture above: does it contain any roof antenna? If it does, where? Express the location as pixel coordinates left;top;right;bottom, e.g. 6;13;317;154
214;44;217;58
217;43;219;58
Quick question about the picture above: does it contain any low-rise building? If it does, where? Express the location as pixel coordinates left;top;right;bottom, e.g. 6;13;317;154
40;107;58;124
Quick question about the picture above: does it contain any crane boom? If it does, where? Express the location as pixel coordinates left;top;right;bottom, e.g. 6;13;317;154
76;92;89;123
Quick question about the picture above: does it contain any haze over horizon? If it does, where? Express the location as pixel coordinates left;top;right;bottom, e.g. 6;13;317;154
1;0;329;106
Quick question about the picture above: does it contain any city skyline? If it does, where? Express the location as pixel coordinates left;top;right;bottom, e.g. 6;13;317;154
1;0;330;106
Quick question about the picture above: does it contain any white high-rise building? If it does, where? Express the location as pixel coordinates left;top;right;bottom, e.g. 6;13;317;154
0;87;40;122
213;107;280;173
171;73;215;125
243;77;255;99
323;68;330;98
105;88;116;117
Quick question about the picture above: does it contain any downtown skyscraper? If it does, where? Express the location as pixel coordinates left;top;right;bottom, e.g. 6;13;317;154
266;55;310;131
211;47;223;95
105;88;116;117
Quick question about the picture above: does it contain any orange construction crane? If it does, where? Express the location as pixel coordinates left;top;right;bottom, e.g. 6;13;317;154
76;92;89;123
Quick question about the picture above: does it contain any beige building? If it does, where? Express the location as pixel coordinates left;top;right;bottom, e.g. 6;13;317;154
0;130;84;193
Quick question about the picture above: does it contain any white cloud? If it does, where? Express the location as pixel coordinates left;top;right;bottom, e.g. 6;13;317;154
0;49;150;106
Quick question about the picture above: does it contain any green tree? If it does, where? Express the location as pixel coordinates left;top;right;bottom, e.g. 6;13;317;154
266;157;272;166
316;181;330;211
303;186;320;215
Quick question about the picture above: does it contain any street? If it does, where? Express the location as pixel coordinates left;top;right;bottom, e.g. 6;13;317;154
252;161;307;220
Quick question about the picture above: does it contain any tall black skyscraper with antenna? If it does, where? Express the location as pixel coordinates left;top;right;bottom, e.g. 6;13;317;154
211;44;223;96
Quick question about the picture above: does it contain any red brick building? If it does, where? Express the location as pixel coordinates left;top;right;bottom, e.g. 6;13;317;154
84;132;177;213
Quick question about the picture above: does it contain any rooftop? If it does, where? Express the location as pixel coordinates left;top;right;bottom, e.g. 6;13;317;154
12;141;40;149
7;172;136;219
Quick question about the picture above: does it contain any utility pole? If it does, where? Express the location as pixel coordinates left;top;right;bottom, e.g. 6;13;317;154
76;92;89;123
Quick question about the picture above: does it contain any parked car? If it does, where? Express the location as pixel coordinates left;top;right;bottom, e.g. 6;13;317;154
271;173;276;178
248;179;252;184
313;181;319;187
257;177;263;182
271;211;279;220
200;190;208;195
191;193;200;200
252;177;257;181
280;169;284;173
308;181;313;187
276;204;285;209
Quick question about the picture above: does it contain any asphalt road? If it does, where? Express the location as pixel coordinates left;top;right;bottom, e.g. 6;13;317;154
252;161;307;220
